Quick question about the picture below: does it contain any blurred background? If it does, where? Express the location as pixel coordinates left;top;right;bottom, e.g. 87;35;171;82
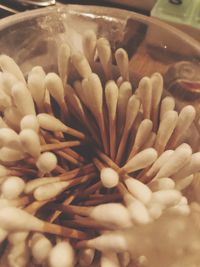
0;0;199;41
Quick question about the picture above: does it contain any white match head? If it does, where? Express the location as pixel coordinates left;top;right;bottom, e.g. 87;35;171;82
115;48;129;81
25;177;60;194
151;72;163;106
105;80;119;119
12;81;36;116
89;203;132;229
123;148;158;174
0;198;14;210
0;116;9;128
148;177;175;191
78;248;95;267
82;30;97;64
7;240;30;267
1;176;25;200
151;189;182;208
0;127;20;149
0;206;44;232
58;43;70;84
125;95;140;131
31;66;46;76
125;194;152;225
19;128;41;158
30;233;53;264
124;177;152;205
160;96;175;121
4;106;22;131
20;115;39;133
147;150;174;177
48;241;74;267
0;54;25;83
0;71;18;96
100;168;119;188
28;69;46;107
101;251;120;267
173;152;200;180
154;143;192;179
8;231;29;245
37;113;68;132
96;37;112;77
33;181;69;201
87;73;103;113
71;52;92;78
36;152;57;173
0;147;25;162
0;227;7;244
45;72;64;104
0;164;9;177
85;231;129;252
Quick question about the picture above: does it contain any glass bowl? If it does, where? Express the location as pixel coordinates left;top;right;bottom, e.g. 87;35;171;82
0;5;200;267
0;4;200;143
0;4;199;77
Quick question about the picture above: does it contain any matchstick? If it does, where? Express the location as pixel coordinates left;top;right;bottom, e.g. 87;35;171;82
105;80;118;160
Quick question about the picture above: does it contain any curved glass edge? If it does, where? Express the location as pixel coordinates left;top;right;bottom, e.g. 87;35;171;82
0;4;199;53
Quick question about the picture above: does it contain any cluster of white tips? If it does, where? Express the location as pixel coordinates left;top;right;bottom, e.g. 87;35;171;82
0;28;199;267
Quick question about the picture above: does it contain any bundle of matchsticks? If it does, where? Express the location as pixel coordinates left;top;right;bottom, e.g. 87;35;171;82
0;30;200;267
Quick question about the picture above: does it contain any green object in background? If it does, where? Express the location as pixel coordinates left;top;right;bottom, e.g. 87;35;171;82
151;0;200;30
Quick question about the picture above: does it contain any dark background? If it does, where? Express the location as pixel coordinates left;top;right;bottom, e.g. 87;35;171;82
0;1;149;19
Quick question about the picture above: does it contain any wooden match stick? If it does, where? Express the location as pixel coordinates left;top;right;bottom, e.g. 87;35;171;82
115;95;140;165
12;82;36;116
43;89;54;115
63;216;108;230
33;172;98;201
41;140;83;152
80;181;102;196
57;43;70;86
115;48;129;81
48;194;76;223
94;156;119;187
137;76;152;120
44;72;69;119
27;66;46;112
0;206;88;239
37;113;87;141
56;150;82;166
84;73;109;154
96;37;112;80
0;55;26;83
44;221;90;240
154;110;178;155
150;72;163;132
65;84;101;147
116;82;132;142
95;148;121;173
71;52;92;78
127;119;153;161
83;193;121;206
82;30;97;66
167;105;196;149
160;96;175;121
46;137;86;163
25;200;50;214
105;80;118;160
58;163;96;179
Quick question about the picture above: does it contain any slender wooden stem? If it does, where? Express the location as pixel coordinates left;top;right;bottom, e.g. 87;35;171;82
97;112;109;155
56;150;82;166
44;222;89;240
109;117;117;160
41;140;83;152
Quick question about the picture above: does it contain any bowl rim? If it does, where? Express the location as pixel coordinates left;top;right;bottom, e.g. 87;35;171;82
0;4;199;52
